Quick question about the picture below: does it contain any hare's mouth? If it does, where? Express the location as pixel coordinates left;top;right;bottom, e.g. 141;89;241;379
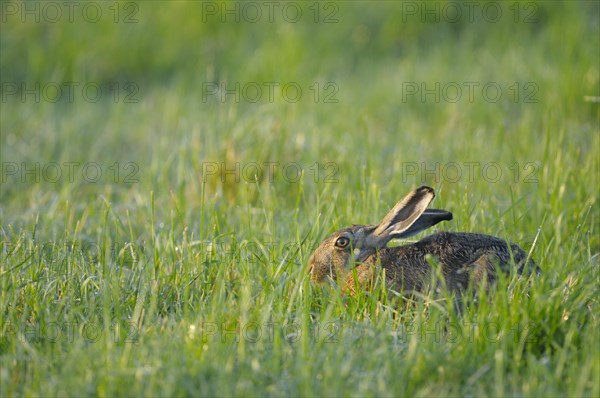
307;259;320;283
308;261;337;284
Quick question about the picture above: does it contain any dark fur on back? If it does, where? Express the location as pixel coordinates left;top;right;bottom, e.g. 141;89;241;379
346;232;537;294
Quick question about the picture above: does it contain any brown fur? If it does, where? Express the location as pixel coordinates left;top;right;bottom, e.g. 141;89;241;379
308;187;538;296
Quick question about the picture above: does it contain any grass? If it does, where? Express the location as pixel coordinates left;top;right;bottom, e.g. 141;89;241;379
1;1;599;396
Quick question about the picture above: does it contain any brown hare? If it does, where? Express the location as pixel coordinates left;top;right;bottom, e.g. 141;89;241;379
308;186;538;295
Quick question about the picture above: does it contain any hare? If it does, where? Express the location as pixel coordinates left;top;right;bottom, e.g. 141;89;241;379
308;186;538;295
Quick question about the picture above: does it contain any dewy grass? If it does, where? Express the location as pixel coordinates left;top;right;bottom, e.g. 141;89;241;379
1;1;599;397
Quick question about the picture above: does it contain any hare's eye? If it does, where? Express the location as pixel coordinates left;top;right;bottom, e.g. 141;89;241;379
335;237;350;248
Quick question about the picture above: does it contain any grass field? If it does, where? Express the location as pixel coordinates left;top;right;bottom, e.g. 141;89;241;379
1;1;599;396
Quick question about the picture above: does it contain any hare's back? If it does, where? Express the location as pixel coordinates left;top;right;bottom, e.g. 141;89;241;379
416;232;531;273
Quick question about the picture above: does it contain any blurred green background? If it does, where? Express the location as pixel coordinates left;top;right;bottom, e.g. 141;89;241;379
2;1;598;237
1;1;599;396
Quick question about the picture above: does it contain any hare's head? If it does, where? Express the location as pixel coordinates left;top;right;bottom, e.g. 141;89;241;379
308;186;452;284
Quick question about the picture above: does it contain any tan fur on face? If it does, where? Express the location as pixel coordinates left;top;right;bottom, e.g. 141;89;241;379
308;229;355;284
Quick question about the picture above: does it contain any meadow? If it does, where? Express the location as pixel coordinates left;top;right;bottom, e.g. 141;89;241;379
1;1;599;396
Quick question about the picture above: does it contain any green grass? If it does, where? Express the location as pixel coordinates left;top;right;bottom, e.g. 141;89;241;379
1;1;599;396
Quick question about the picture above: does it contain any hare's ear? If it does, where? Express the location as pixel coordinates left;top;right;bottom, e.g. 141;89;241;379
371;186;435;245
393;208;453;239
